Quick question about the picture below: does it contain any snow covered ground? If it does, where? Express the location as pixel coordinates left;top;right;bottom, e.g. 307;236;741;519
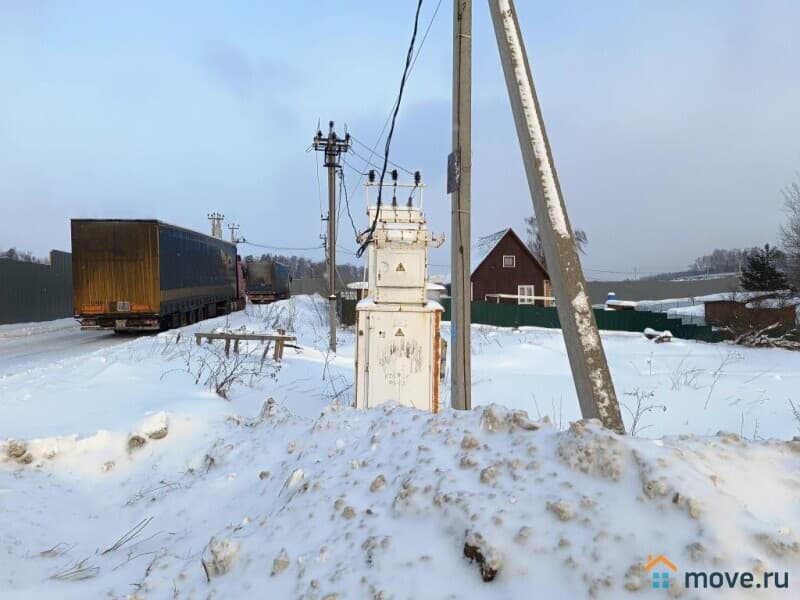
0;318;130;377
1;296;799;598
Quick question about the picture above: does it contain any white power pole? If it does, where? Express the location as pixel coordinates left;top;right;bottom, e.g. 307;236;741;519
449;0;472;411
207;212;224;239
488;0;624;432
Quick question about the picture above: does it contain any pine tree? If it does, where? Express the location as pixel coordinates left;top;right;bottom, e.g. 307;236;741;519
739;244;789;291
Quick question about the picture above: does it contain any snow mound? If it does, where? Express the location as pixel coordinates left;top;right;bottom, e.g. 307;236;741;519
4;403;799;598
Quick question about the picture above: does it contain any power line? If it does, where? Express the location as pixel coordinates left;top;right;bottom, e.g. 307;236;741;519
357;0;425;258
337;245;358;256
351;0;444;194
242;240;324;252
338;166;360;242
347;146;386;172
342;156;370;178
350;136;414;176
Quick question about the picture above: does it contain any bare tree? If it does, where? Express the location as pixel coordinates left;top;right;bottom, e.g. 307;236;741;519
780;178;800;290
524;216;587;269
1;247;48;264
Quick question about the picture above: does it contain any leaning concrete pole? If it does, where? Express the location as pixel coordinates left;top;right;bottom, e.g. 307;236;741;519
488;0;624;433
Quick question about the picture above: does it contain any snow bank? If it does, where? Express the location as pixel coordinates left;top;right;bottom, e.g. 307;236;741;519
2;403;799;598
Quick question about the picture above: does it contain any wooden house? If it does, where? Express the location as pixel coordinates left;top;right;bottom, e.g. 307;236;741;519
448;228;552;306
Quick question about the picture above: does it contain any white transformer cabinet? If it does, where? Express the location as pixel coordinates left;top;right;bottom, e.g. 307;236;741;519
366;205;428;304
355;301;443;412
355;178;445;413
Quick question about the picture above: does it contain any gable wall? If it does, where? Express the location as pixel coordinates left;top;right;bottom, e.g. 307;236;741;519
471;232;550;305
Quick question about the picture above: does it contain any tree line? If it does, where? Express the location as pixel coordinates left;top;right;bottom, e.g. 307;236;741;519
0;248;48;264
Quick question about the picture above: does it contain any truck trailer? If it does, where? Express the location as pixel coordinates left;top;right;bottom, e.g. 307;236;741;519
72;219;244;332
243;260;291;304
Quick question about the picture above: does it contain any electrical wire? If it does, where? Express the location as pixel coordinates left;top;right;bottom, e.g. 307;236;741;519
351;0;443;194
242;240;324;252
350;136;414;176
347;146;387;173
342;156;370;178
356;0;425;258
337;245;358;256
338;166;360;242
314;137;324;235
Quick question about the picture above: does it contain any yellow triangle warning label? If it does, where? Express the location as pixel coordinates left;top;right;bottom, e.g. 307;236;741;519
395;263;406;272
395;328;405;337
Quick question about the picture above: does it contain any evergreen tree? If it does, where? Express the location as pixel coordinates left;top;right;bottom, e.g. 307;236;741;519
740;244;788;291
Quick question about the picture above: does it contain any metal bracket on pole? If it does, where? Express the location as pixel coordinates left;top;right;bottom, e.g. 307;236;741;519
488;0;625;433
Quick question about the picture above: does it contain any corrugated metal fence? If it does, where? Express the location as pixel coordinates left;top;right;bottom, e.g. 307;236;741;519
585;276;740;304
440;299;723;342
0;251;73;325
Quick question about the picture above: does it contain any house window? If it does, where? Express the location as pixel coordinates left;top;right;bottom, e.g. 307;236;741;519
502;255;516;268
518;284;535;305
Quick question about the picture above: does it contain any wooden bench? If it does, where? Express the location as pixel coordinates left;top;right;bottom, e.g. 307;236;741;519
194;329;297;361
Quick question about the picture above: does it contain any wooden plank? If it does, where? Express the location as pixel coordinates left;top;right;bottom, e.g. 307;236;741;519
192;331;297;363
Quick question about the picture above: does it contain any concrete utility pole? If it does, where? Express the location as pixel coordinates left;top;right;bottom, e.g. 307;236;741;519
488;0;625;432
207;212;224;239
227;223;240;243
449;0;472;411
313;121;351;352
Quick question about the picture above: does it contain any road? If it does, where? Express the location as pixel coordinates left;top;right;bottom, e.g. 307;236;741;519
0;319;136;376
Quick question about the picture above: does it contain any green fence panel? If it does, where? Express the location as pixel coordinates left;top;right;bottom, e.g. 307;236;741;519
439;299;721;342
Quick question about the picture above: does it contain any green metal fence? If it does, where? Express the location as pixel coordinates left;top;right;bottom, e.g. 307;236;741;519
0;251;73;325
439;298;723;343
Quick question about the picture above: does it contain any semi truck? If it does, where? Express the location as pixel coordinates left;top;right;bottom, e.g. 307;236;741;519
243;260;291;304
72;219;244;332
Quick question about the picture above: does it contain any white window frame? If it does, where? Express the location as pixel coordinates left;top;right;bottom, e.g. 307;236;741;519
518;284;535;305
502;255;516;268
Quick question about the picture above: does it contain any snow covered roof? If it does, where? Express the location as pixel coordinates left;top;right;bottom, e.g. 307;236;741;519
444;228;512;285
471;228;511;274
744;297;800;309
442;228;549;285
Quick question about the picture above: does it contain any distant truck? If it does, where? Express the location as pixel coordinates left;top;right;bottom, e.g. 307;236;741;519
243;260;291;304
72;219;245;332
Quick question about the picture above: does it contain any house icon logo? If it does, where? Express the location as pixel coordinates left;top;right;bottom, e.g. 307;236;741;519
645;554;677;589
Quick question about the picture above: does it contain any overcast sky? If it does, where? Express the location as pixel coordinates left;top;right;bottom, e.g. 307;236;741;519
2;1;799;279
